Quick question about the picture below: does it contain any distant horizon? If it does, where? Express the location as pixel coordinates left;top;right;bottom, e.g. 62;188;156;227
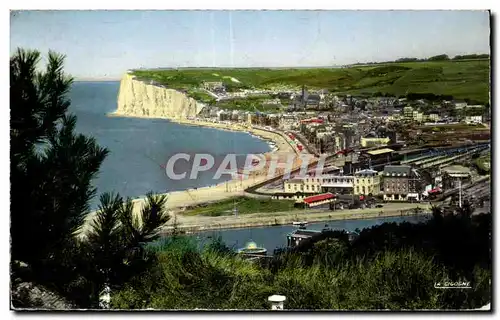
74;52;490;81
11;10;490;79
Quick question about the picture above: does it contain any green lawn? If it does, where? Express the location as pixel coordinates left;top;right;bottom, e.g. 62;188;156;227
186;89;216;105
182;196;298;217
131;59;490;104
475;153;491;173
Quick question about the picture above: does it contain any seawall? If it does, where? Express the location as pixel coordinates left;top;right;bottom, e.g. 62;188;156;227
114;73;205;119
160;203;432;235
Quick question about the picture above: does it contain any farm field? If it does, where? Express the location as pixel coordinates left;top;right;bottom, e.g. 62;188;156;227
132;58;490;104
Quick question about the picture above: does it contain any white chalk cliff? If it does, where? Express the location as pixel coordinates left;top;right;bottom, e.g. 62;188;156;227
115;74;205;119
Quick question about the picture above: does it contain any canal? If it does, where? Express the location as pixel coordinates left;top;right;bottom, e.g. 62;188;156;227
194;214;431;254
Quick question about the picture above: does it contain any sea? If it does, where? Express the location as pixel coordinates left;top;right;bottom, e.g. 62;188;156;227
69;81;270;209
71;81;427;251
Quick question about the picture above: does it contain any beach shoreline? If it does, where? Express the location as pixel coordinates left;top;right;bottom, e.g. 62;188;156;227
80;112;303;237
106;111;301;200
108;111;297;154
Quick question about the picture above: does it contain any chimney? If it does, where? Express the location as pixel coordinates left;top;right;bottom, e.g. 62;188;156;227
268;295;286;310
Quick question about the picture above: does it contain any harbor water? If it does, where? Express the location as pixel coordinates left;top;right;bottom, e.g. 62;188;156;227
195;215;431;254
72;82;432;253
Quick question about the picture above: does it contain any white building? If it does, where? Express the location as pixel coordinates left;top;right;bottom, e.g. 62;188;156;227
320;175;355;194
283;171;352;196
284;177;322;195
465;115;483;124
428;113;440;122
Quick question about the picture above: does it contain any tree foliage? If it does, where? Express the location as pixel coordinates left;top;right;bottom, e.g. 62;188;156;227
10;49;170;309
10;48;491;310
10;48;108;273
452;54;489;60
427;54;450;61
113;205;491;310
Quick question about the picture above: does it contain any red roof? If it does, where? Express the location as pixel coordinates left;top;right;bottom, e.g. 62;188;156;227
429;187;442;194
303;193;335;204
336;148;354;155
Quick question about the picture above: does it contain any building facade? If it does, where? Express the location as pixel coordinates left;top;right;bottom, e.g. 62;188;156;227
354;169;381;196
283;173;353;196
465;115;483;124
360;137;390;148
202;81;225;92
320;175;355;194
284;178;321;195
403;106;414;120
441;165;472;190
383;165;422;201
428;113;440;122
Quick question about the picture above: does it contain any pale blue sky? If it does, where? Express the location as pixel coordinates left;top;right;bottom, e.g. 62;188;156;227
10;10;490;79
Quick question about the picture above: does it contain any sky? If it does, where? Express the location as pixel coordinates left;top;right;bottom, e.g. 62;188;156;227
10;10;491;79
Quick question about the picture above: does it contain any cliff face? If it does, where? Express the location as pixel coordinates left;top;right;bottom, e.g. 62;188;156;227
115;74;205;119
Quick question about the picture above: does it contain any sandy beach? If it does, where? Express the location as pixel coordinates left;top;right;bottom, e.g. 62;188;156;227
80;113;307;236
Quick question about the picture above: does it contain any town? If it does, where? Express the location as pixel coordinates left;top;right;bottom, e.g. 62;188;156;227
10;10;492;311
177;79;491;215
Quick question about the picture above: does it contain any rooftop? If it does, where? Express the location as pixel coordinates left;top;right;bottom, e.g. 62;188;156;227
288;229;322;238
307;94;321;101
442;165;471;174
362;136;389;140
384;165;412;176
355;169;378;176
367;148;394;156
303;193;335;204
285;179;304;184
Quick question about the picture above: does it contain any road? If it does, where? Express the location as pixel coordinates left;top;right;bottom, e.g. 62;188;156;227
291;131;320;156
201;88;220;99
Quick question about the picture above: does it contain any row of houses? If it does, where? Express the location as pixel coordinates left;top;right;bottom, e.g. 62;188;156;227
401;105;487;124
280;164;472;203
283;167;383;198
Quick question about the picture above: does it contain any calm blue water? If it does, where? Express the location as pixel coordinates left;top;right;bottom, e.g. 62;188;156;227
71;81;429;248
195;215;430;253
69;81;270;209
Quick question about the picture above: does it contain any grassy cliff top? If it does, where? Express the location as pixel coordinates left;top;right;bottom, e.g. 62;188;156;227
131;59;490;104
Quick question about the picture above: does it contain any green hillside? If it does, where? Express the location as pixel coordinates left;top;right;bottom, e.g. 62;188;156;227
132;59;490;104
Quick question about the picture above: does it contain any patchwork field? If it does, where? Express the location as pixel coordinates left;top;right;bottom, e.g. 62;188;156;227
132;58;490;104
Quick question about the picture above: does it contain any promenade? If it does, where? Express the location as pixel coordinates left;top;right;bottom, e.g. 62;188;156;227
160;202;431;234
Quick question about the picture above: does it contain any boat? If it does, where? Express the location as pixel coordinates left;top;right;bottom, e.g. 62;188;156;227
286;228;360;248
292;221;308;226
287;229;321;247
